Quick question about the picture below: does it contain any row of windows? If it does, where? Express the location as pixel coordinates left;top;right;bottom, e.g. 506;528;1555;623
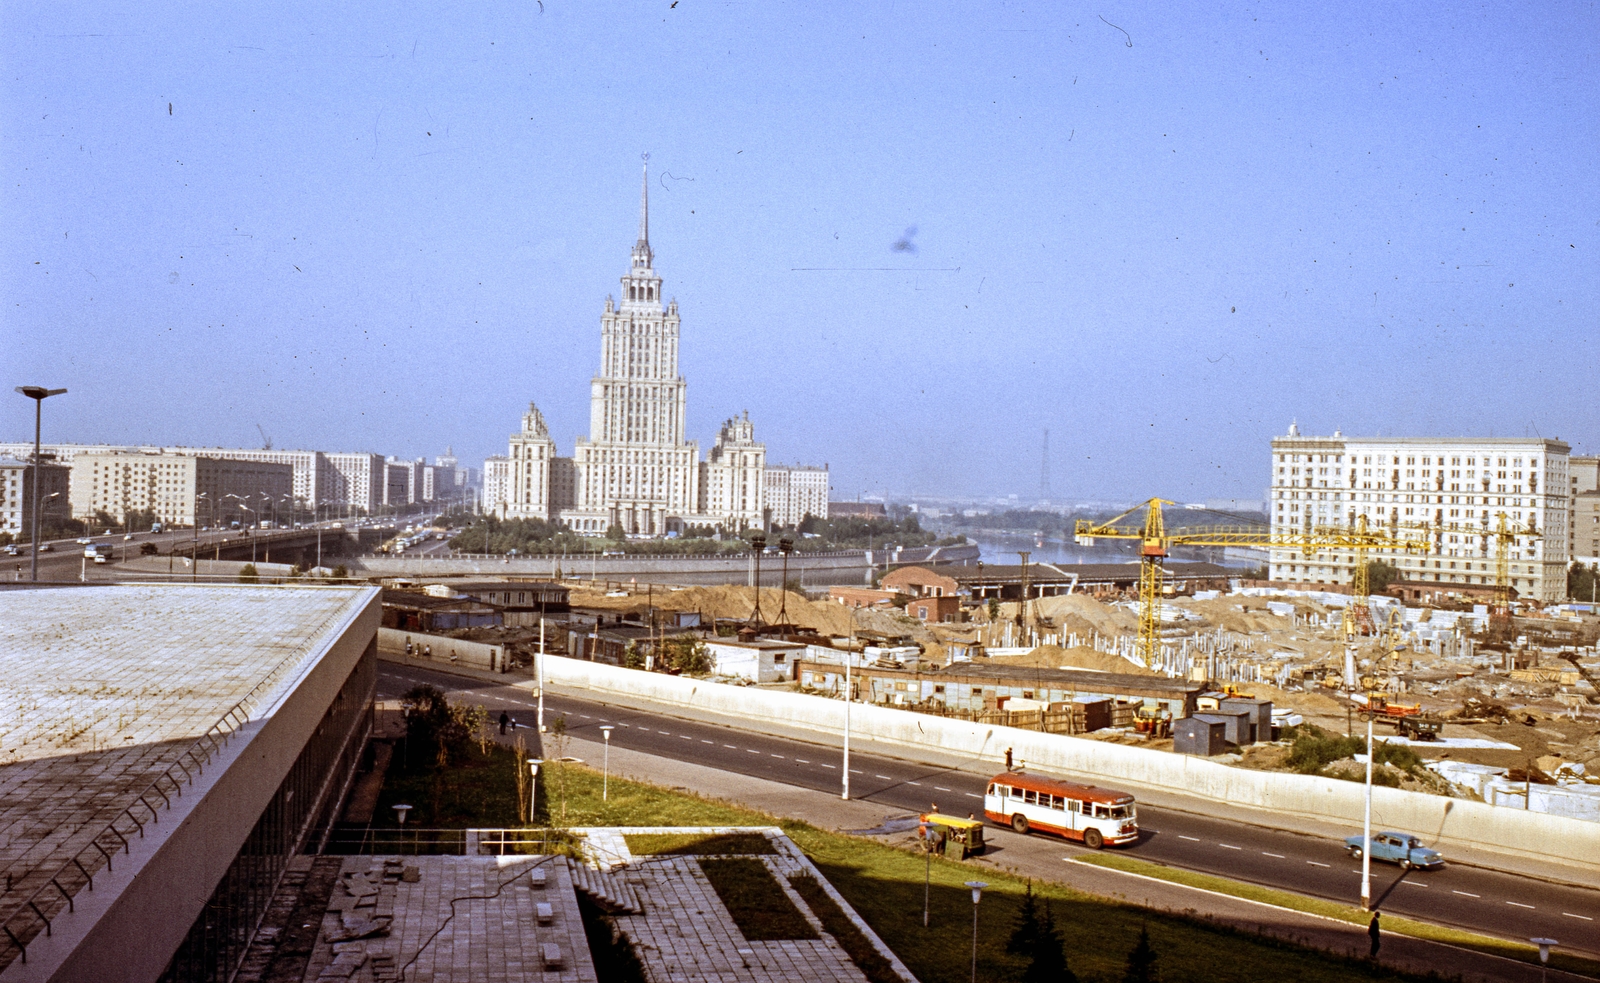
1278;452;1540;469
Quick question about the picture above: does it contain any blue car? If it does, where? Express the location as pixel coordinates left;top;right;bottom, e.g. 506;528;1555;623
1345;831;1445;870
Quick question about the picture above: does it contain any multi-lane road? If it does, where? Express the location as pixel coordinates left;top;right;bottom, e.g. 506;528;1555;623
378;662;1600;958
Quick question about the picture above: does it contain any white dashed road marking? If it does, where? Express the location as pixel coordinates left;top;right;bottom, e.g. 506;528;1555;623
907;781;922;786
821;764;836;769
702;740;714;744
1506;902;1535;909
795;759;809;764
1179;835;1200;842
1307;861;1330;868
1262;853;1284;859
746;749;761;754
965;793;983;799
1452;891;1479;898
935;787;951;792
723;745;738;749
875;775;894;780
1219;844;1242;850
1563;913;1594;921
770;754;785;759
680;735;692;740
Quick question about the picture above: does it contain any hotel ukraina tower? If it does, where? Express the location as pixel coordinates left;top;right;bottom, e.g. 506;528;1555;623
495;164;827;535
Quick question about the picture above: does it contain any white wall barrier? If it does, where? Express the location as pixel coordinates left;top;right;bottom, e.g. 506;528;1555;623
378;627;508;674
540;655;1600;869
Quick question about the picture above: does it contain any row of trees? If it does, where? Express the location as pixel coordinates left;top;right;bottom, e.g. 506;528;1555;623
1006;883;1160;982
435;508;960;556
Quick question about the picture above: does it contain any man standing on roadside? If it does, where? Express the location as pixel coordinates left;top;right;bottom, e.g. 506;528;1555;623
1368;911;1381;960
499;710;511;735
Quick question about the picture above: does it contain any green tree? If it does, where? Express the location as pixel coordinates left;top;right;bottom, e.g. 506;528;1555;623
1122;925;1158;983
1364;559;1401;594
1006;883;1075;982
331;564;350;580
658;635;712;675
606;523;627;542
238;563;260;584
1570;562;1597;602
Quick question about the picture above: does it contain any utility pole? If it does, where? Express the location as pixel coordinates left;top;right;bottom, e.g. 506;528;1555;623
1039;428;1051;502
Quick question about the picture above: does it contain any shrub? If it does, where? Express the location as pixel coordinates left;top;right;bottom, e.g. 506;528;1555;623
238;563;260;584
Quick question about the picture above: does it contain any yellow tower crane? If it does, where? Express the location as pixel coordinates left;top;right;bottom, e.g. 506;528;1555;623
1074;498;1431;669
1411;511;1542;627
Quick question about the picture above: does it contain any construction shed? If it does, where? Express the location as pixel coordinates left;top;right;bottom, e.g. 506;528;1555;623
1174;715;1229;756
794;659;1203;719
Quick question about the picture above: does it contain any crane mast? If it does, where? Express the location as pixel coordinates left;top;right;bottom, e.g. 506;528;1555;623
1076;498;1431;671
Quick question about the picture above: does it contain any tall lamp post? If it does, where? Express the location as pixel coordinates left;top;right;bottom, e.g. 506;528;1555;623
193;493;209;583
1361;710;1373;909
527;758;543;825
842;642;852;801
599;725;614;801
964;880;987;983
1531;938;1558;983
776;535;795;624
14;385;67;582
749;532;768;626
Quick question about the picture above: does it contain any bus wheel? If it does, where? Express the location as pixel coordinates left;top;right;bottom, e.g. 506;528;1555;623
1011;814;1029;834
1083;828;1104;850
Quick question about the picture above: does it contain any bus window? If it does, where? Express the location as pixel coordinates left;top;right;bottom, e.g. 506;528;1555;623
1051;795;1064;810
1024;790;1038;805
986;784;996;795
1108;805;1132;820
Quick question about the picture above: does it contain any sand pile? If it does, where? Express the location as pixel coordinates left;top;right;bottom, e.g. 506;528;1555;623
564;583;911;639
997;594;1140;638
989;644;1157;676
1173;597;1303;634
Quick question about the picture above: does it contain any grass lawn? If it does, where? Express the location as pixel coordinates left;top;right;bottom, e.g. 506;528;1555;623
1076;852;1600;979
698;857;819;941
373;741;1452;983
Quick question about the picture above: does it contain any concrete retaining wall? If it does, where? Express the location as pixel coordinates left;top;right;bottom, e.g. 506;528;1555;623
351;551;876;587
377;627;508;674
539;656;1600;869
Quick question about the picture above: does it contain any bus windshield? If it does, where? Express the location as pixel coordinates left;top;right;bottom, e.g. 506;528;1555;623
1092;804;1134;820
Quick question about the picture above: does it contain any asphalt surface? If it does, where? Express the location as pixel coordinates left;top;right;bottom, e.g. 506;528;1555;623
379;662;1600;958
3;521;393;582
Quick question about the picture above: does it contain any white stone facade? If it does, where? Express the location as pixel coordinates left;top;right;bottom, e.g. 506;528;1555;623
324;452;385;513
764;464;830;529
1268;426;1571;602
69;452;293;527
498;164;828;537
699;414;766;531
482;455;513;518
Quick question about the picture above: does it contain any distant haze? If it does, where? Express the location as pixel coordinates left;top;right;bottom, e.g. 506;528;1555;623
4;4;1595;501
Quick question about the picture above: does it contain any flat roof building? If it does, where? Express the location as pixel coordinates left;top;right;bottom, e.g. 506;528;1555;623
1269;426;1571;602
0;583;379;982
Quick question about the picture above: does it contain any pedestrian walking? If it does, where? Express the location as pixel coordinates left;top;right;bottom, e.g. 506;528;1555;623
1368;911;1381;960
499;711;511;735
1004;747;1014;770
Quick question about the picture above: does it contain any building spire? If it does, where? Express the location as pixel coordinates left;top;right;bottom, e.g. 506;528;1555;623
638;155;649;247
631;153;653;269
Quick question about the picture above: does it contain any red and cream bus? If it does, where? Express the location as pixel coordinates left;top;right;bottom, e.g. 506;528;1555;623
983;772;1139;849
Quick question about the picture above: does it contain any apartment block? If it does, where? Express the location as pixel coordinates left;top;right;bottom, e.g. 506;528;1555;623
0;457;70;538
69;452;293;527
1571;456;1599;565
1268;425;1570;602
764;463;830;528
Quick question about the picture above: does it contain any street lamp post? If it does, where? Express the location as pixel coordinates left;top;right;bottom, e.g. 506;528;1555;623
1361;711;1373;910
600;725;614;801
919;821;934;928
964;881;987;983
527;758;543;825
194;493;209;583
14;385;67;582
1531;938;1558;983
842;645;852;801
537;618;546;732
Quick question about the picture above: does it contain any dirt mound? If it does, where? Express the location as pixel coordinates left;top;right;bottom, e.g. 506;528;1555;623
1172;597;1302;634
998;594;1139;637
990;644;1156;676
564;583;912;639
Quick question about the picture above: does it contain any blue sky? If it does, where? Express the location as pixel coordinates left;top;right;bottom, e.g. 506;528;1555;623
4;2;1596;502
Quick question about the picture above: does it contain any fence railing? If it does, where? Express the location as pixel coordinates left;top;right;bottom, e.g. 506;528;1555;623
0;629;333;971
320;828;573;857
